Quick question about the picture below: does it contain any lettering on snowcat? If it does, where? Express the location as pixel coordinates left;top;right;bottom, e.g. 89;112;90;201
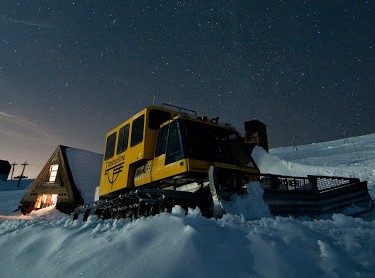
105;155;125;188
105;155;125;168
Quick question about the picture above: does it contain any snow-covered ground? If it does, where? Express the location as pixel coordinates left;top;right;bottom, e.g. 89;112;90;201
1;134;375;277
268;133;375;197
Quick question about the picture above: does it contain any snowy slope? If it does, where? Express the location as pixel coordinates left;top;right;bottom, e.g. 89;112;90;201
268;133;375;198
0;179;34;191
1;134;375;278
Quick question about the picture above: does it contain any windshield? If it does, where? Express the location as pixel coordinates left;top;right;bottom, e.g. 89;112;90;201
180;120;253;166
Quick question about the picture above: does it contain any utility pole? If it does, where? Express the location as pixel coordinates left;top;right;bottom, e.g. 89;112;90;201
292;136;298;151
343;128;349;144
10;162;17;180
15;161;28;187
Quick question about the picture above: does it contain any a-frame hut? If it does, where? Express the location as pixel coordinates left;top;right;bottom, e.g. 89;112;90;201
20;145;103;214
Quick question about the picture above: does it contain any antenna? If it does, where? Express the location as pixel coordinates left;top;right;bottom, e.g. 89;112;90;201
10;162;17;180
152;95;156;105
15;161;29;187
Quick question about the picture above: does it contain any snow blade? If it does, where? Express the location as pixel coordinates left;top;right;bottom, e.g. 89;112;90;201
208;165;225;218
259;174;374;217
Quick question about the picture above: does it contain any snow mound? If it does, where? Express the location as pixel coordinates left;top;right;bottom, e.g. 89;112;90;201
1;208;375;278
222;182;271;220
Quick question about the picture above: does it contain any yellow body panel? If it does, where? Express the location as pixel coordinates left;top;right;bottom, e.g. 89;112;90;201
187;159;210;173
134;161;153;186
99;106;179;197
135;156;189;187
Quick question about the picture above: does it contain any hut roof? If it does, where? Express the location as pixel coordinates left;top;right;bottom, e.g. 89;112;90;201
63;146;103;204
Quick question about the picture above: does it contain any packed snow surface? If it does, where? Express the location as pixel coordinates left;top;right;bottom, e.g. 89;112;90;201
1;134;375;277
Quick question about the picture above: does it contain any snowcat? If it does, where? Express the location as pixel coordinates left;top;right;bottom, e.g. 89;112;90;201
74;104;373;220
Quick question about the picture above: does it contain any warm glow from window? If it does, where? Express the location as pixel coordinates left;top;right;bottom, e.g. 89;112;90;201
49;164;59;182
34;194;58;209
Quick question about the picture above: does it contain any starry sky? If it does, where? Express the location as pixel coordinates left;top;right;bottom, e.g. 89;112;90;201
1;1;374;178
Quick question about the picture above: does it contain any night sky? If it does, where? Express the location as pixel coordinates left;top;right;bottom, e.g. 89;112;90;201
1;1;374;178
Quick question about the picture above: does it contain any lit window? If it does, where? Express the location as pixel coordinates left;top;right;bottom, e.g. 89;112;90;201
49;164;59;182
34;194;58;209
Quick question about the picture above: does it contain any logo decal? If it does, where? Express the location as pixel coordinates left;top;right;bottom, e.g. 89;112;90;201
105;162;124;188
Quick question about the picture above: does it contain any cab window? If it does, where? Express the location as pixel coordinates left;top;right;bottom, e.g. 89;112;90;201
117;124;130;154
155;121;185;164
149;109;172;130
104;132;117;160
165;121;184;164
155;124;168;157
131;114;145;147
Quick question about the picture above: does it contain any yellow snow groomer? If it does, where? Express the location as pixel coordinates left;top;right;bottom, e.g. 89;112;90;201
91;104;259;218
74;104;373;220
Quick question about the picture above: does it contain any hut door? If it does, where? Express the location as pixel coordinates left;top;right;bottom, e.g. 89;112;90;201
34;194;58;209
